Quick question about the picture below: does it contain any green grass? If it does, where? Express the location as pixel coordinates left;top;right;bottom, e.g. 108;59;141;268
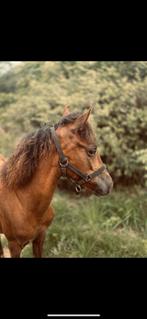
21;186;147;257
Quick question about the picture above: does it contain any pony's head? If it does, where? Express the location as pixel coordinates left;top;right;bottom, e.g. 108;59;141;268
54;106;113;196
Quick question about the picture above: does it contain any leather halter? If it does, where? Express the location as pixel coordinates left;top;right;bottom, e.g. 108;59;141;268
50;127;106;193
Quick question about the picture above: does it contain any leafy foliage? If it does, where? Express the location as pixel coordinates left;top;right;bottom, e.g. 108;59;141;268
0;61;147;185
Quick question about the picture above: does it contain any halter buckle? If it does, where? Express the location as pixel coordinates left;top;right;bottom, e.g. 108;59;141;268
85;175;91;182
59;157;69;168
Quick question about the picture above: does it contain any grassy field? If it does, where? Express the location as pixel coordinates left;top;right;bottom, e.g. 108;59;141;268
20;186;147;258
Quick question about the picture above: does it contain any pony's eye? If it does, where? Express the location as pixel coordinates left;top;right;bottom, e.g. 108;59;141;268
88;148;97;157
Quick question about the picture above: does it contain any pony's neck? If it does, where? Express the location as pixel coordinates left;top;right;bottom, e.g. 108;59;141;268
17;145;60;217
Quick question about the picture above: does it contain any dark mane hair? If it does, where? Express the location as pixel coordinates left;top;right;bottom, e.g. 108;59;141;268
1;126;51;189
56;111;95;142
1;111;94;189
55;112;81;128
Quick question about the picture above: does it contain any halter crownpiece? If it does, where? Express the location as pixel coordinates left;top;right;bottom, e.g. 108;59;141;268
50;127;106;193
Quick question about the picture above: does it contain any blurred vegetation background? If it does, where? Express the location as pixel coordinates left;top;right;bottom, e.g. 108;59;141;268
0;61;147;257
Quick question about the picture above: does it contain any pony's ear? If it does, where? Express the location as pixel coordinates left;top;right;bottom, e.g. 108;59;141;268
74;106;93;128
63;105;70;116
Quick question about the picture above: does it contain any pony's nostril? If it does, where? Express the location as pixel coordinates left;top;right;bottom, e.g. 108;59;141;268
105;180;113;194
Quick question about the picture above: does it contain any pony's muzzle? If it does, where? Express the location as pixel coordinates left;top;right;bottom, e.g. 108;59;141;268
95;173;113;196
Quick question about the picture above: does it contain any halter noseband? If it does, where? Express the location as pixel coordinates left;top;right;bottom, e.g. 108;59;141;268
50;127;106;193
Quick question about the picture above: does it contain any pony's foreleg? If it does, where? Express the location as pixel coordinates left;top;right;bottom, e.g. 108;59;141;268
32;230;46;258
8;240;22;258
0;236;4;258
32;206;55;258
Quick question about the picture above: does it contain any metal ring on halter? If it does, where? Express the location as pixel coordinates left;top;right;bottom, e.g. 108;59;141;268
75;184;82;193
59;157;69;168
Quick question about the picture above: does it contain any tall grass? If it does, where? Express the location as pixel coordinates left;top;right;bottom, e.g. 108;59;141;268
22;187;147;257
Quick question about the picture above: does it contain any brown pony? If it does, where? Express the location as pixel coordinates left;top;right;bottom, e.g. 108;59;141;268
0;107;113;257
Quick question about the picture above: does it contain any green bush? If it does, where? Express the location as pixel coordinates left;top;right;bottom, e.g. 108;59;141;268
0;61;147;186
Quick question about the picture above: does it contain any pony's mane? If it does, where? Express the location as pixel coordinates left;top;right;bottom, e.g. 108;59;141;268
1;126;51;189
1;111;94;189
